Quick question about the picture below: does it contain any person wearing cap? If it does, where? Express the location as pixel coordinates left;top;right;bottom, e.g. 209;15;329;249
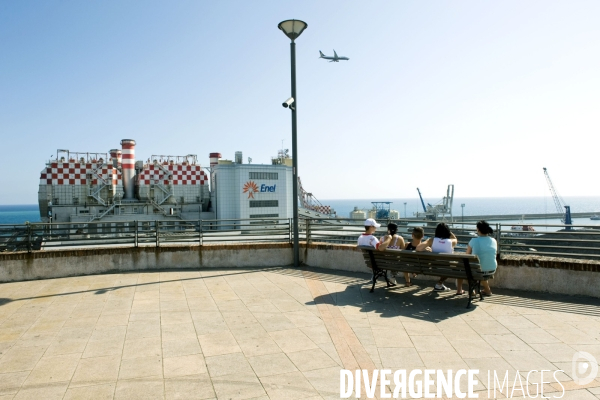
358;218;395;283
357;218;393;250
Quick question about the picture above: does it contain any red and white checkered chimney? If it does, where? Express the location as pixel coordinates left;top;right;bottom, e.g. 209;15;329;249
121;139;136;200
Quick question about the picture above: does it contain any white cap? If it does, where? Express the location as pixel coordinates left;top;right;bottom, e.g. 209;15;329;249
365;218;380;228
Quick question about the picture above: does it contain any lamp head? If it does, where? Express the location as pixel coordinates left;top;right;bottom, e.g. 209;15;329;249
278;19;308;41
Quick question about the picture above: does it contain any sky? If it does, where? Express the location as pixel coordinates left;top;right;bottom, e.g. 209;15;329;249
1;1;599;204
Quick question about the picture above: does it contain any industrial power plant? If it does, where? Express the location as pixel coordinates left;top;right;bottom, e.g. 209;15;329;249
38;139;336;226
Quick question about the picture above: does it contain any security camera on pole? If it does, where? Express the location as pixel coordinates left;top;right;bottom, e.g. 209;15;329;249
278;19;307;268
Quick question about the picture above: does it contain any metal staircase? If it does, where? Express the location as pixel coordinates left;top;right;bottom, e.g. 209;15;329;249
152;162;174;205
88;162;109;206
87;194;122;222
149;199;169;216
155;183;173;205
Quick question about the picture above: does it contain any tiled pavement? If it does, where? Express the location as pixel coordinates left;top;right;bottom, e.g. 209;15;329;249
0;267;599;399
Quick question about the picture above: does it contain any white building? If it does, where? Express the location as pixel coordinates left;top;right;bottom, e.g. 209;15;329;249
212;159;293;222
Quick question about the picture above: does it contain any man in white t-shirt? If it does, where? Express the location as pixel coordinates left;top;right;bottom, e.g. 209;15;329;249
358;218;394;282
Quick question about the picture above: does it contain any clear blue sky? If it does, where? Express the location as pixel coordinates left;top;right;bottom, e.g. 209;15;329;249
1;1;599;204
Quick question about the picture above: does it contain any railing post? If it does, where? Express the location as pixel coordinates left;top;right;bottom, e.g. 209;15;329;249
26;223;32;253
199;218;203;246
134;220;138;247
156;220;160;247
496;223;501;257
306;218;311;245
289;218;292;244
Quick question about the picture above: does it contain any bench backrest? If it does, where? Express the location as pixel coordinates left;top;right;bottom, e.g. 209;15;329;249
358;246;493;280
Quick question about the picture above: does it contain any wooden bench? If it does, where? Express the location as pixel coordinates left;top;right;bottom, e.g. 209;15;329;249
358;246;496;308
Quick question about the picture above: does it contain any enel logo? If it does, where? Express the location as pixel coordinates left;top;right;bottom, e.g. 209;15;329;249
260;184;276;192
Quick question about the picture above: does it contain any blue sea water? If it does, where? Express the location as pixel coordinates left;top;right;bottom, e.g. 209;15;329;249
0;205;41;225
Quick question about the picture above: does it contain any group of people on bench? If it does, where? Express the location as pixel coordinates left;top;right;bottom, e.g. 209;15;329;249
357;218;497;296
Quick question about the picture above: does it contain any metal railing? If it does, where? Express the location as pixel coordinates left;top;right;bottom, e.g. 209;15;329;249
304;218;600;260
0;218;294;252
307;219;600;260
1;218;600;260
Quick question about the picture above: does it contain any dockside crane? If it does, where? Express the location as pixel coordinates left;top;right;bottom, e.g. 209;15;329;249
543;167;572;229
416;186;454;221
416;188;427;213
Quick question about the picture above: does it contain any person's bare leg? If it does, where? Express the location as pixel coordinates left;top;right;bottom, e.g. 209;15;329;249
456;279;464;294
482;280;492;295
404;272;412;287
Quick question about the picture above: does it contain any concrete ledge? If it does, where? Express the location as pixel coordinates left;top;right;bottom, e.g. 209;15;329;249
1;243;599;298
0;243;294;282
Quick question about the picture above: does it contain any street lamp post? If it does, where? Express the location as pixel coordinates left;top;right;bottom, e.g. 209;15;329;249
279;19;307;268
404;202;407;219
461;203;465;228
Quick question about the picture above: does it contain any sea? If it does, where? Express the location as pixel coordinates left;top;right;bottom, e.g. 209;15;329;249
0;205;41;225
1;196;599;227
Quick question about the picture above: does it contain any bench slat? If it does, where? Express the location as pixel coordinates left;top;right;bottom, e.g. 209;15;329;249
380;249;479;261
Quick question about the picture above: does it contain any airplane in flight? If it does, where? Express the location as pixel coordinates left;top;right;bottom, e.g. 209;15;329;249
319;50;349;62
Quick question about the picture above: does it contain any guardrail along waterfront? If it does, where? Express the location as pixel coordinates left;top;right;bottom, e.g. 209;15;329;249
1;218;600;260
0;218;293;252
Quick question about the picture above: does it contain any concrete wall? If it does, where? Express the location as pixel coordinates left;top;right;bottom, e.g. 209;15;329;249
1;243;599;298
0;244;294;283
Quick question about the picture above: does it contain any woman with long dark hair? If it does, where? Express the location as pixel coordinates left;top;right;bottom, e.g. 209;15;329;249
380;223;409;285
456;220;497;296
416;223;458;291
381;223;405;250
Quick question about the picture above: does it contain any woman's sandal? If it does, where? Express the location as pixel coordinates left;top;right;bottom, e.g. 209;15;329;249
405;282;412;287
455;290;465;296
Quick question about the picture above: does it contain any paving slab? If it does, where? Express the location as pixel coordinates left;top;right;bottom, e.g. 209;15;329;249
0;266;598;399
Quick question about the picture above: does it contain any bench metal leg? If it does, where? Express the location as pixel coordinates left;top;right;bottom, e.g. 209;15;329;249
383;269;396;288
370;270;377;293
369;267;395;293
466;279;482;308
